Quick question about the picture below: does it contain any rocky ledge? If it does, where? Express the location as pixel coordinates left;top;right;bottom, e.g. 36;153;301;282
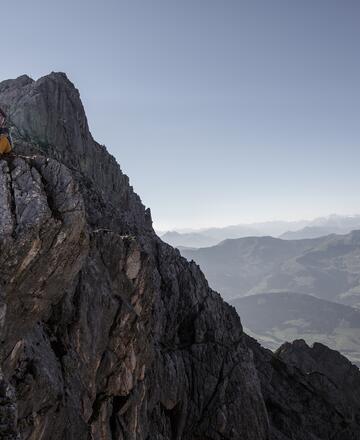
0;73;359;440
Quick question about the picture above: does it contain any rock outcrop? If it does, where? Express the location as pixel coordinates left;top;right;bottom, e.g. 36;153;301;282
248;337;360;440
0;73;359;440
0;73;268;440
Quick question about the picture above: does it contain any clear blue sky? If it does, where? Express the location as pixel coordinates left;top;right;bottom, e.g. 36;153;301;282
2;0;360;230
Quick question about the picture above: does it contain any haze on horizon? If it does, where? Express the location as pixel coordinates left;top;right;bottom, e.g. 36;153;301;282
157;213;360;234
2;0;360;231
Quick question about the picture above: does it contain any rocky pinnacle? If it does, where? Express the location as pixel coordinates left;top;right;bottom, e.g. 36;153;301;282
0;73;359;440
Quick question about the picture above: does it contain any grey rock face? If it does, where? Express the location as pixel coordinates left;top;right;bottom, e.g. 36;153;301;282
0;73;269;440
276;340;360;418
248;336;360;440
0;72;359;440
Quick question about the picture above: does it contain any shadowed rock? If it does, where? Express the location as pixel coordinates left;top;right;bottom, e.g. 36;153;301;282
0;73;269;440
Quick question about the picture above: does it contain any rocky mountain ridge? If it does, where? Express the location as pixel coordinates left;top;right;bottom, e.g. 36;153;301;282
161;215;360;248
0;72;359;440
181;232;360;306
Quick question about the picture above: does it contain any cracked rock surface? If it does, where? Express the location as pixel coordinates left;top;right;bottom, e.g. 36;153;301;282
0;73;359;440
248;337;360;440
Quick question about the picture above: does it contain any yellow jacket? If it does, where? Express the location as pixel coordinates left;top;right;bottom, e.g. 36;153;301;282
0;134;12;154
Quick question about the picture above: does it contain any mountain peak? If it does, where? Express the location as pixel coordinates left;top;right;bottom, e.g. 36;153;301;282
0;72;152;233
1;71;89;146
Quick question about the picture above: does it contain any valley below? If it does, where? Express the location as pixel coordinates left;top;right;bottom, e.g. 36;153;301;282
231;292;360;366
180;232;360;366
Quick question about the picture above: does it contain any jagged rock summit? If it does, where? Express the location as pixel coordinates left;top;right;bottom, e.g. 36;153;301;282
0;73;359;440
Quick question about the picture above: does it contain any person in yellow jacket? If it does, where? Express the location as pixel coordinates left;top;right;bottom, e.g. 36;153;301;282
0;107;13;154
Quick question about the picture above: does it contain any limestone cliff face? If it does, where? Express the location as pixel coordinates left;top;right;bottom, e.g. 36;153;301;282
248;337;360;440
0;73;359;440
0;73;268;440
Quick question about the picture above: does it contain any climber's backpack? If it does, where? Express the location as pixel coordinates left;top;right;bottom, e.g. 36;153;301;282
0;127;12;154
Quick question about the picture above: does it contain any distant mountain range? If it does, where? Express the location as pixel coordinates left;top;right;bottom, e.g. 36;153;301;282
160;214;360;248
179;223;360;367
159;230;218;248
280;226;348;240
181;230;360;307
280;215;360;239
230;292;360;366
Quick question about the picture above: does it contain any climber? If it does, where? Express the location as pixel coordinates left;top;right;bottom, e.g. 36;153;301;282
0;107;13;154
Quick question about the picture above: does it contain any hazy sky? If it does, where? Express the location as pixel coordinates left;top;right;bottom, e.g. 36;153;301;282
2;0;360;230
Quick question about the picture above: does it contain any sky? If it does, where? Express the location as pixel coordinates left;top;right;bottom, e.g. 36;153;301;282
1;0;360;230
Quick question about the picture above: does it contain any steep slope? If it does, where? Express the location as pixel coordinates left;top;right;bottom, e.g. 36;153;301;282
0;73;360;440
248;337;360;440
0;73;269;440
231;292;360;365
181;233;360;306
